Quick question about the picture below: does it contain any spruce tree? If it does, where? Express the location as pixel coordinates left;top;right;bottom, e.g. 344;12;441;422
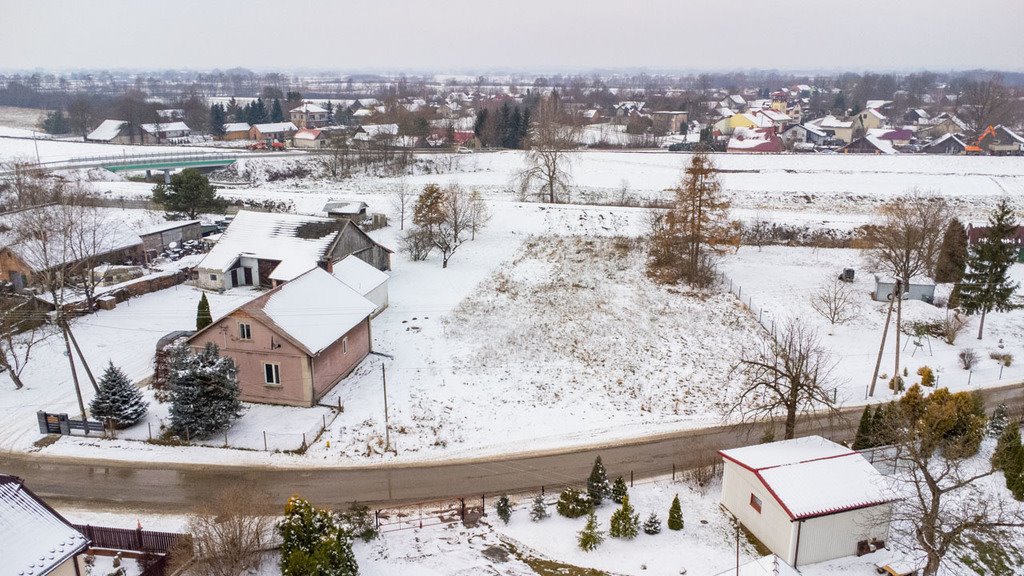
958;200;1020;340
577;509;605;552
852;405;873;450
209;104;227;138
495;494;512;525
989;404;1010;438
870;404;886;447
667;494;683;531
611;476;628;504
608;494;640;539
271;99;285;123
642;511;662;535
153;169;228;219
278;496;358;576
168;343;243;439
89;362;148;429
530;493;549;521
196;293;212;330
934;218;969;284
587;456;611;506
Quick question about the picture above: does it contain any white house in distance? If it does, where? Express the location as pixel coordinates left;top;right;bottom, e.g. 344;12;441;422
719;436;893;568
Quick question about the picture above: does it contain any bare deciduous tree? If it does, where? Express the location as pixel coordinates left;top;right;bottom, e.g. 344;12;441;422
390;179;411;231
729;319;841;440
861;192;950;380
467;188;490;241
0;296;51;390
810;278;858;334
178;485;273;576
411;182;478;268
516;96;580;203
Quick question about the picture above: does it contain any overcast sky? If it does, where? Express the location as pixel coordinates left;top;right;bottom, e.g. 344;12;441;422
3;0;1022;73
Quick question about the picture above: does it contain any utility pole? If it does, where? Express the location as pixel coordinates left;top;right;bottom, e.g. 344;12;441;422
382;363;391;453
65;320;98;393
60;321;89;430
868;280;900;398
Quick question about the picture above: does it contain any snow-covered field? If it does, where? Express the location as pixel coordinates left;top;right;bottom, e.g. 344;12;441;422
3;140;1024;467
719;246;1024;405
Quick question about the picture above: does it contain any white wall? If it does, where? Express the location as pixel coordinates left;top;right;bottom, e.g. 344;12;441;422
721;460;797;564
366;282;389;317
795;504;892;566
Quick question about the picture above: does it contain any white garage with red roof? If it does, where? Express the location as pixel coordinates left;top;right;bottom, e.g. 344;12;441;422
719;435;894;568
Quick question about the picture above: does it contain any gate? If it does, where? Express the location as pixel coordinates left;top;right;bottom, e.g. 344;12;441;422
37;411;105;435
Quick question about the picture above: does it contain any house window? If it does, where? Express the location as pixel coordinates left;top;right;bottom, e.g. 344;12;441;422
342;336;348;354
749;493;762;513
238;323;252;340
263;363;281;386
210;274;218;281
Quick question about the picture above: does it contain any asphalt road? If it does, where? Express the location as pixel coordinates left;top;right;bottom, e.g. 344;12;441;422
3;380;1021;515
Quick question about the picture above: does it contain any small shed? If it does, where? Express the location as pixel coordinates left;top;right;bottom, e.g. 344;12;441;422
222;122;252;140
719;436;893;567
873;275;936;303
323;201;369;220
332;254;389;316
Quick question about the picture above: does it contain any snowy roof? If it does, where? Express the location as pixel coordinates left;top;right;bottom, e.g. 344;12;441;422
197;210;341;276
0;475;89;576
252;122;298;133
862;135;898;154
756;109;791;122
739;113;775;128
729;94;746;105
293;128;323;140
140;121;190;134
291;102;327;114
259;267;375;355
86;119;127;141
223;122;251;133
323;201;367;216
798;123;827;137
818;115;853;129
728;128;782;152
359;123;399;137
925;133;966;149
0;205;144;272
865;108;887;120
996;125;1024;144
721;436;893;520
865;100;892;110
332;254;388;296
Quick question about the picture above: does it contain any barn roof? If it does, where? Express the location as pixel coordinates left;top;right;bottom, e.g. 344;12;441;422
85;119;127;141
0;475;89;576
720;436;893;520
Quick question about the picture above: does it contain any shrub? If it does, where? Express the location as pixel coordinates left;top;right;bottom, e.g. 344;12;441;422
990;352;1014;367
556;487;591;519
941;312;968;345
608;494;640;539
917;366;935;387
401;228;434;261
959;348;979;370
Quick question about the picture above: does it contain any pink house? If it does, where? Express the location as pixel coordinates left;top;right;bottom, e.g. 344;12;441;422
188;267;376;407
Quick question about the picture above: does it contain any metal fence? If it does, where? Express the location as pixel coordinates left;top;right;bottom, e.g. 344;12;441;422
73;524;186;553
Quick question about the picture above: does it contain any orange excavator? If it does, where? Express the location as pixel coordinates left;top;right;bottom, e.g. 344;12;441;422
965;125;997;154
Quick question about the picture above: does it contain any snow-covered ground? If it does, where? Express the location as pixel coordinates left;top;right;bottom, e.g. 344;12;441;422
719;246;1024;405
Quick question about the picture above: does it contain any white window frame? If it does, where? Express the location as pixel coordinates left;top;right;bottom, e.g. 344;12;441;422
238;322;252;341
263;362;281;386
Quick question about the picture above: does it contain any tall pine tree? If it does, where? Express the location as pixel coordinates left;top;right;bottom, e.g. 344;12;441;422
934;218;968;283
271;99;285;123
209;104;227;138
90;362;148;429
577;509;605;551
587;456;611;505
196;293;212;330
958;200;1020;339
608;494;640;539
168;343;243;439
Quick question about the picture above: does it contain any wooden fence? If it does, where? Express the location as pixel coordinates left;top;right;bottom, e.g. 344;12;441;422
73;524;186;553
37;411;104;435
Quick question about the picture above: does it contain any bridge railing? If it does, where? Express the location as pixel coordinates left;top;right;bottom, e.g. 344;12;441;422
40;150;236;167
